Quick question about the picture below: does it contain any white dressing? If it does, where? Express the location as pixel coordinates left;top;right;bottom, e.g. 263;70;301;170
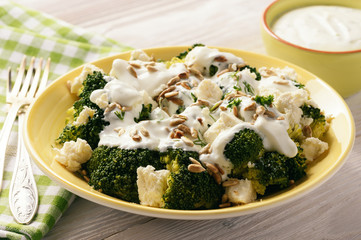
272;5;361;51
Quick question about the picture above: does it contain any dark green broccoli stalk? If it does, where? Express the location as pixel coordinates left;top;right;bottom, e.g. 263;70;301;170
176;43;205;59
85;146;165;203
134;104;152;123
160;149;223;210
57;71;109;149
301;104;327;138
224;128;264;177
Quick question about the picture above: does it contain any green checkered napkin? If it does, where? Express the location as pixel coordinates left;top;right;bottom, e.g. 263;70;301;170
0;1;132;239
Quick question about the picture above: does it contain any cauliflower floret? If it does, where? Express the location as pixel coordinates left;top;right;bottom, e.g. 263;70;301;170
73;106;95;126
94;92;109;109
275;89;309;127
69;64;104;95
137;165;170;207
204;112;241;144
226;179;257;204
301;137;329;161
130;49;152;61
195;79;223;104
54;138;92;172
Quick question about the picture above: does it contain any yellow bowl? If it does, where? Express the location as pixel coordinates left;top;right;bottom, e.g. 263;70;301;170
261;0;361;98
24;46;355;219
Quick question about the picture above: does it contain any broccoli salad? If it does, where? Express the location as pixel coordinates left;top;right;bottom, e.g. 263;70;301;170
54;45;331;210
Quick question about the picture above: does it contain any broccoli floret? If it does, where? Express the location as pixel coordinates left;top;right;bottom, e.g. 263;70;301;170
160;149;223;210
301;104;327;138
224;128;264;177
57;110;108;149
85;146;165;203
73;71;107;116
57;71;109;149
243;151;307;195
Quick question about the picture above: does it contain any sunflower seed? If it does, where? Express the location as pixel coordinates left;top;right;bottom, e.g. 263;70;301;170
191;127;198;138
188;164;205;173
146;65;158;72
127;66;138;78
206;162;219;175
200;143;211;155
222;179;239;187
170;118;186;126
302;125;312;138
216;69;230;78
139;126;150;137
167;76;181;86
129;62;141;69
168;97;184;105
181;136;194;147
256;106;266;115
214;56;227;62
132;134;142;142
178;72;189;79
180;81;191;90
264;110;276;118
244;102;257;111
189;157;200;165
177;124;191;135
164;91;179;98
215;163;225;175
219;202;232;208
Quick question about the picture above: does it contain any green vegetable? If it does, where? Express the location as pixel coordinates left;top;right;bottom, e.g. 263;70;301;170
176;43;205;59
209;65;218;77
114;110;125;120
224;128;264;176
176;105;186;114
243;81;255;95
160;149;223;210
301;104;327;138
243;151;307;195
57;71;109;149
85;146;165;203
254;95;274;107
239;65;261;81
227;98;242;109
134;104;152;123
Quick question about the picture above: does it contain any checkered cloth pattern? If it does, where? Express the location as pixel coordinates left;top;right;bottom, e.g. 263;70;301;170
0;1;132;239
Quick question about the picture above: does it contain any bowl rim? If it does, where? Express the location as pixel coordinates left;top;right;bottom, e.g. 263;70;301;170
24;46;356;219
262;0;361;54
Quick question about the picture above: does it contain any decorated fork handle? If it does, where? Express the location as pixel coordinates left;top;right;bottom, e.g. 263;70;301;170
9;112;38;224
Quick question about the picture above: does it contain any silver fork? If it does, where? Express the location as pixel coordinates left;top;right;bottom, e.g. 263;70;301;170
0;56;50;224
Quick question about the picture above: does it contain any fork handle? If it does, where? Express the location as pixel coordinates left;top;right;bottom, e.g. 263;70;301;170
9;112;38;224
0;103;21;190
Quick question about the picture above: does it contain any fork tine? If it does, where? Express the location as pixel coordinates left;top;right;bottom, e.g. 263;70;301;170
36;58;51;97
27;58;43;98
10;56;27;99
19;57;35;98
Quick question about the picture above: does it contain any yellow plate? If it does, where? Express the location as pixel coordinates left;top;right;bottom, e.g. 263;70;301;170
24;46;355;219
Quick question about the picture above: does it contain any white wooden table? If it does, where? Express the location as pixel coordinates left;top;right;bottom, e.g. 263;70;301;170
15;0;361;239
